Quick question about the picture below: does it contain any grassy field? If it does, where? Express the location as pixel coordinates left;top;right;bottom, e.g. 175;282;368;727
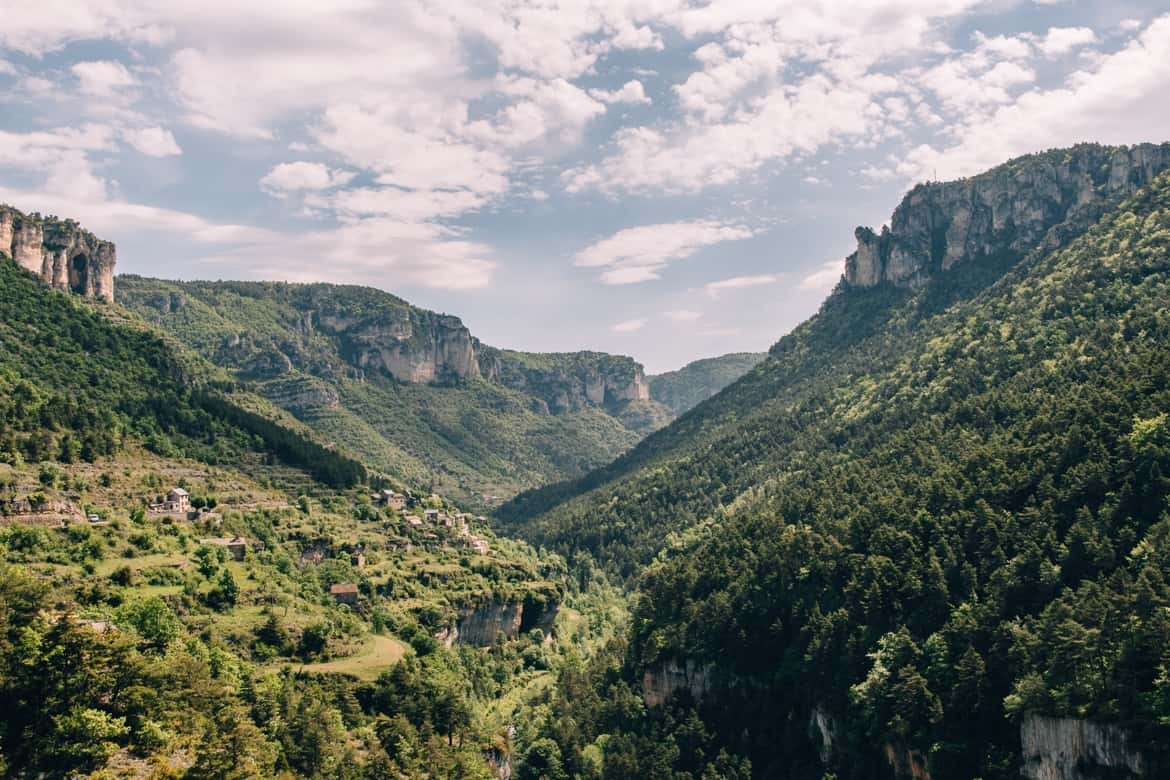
294;634;410;681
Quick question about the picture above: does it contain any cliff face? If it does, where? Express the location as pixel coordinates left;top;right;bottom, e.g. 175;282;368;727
319;308;481;384
439;597;560;647
641;659;713;708
1020;714;1145;780
0;204;116;301
844;143;1170;289
478;346;654;415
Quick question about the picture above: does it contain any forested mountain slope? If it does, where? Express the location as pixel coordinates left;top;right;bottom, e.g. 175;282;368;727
117;278;671;508
0;261;367;488
0;256;627;778
498;143;1170;576
647;352;765;415
504;158;1170;776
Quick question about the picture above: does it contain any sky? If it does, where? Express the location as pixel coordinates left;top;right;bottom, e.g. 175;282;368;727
1;1;1168;372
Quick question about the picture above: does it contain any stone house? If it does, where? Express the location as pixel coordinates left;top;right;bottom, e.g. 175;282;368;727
378;490;406;510
200;535;248;561
150;487;190;514
330;583;359;605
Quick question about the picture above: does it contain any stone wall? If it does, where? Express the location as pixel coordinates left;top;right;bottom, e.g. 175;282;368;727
0;204;116;301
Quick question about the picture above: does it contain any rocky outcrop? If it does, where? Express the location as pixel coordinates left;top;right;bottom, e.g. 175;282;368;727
884;743;931;780
0;204;116;301
1020;714;1145;779
809;705;839;765
641;659;713;707
263;376;340;412
479;346;657;417
844;143;1170;289
439;596;561;647
439;600;523;647
319;309;481;384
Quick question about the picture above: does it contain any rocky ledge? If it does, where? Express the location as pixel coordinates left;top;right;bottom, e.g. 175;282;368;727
844;143;1170;289
0;204;116;301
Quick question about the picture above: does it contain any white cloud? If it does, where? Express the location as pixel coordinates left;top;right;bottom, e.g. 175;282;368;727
663;309;702;323
705;274;781;295
260;161;354;197
611;318;647;332
71;60;137;96
198;218;496;290
479;76;608;147
574;220;756;284
0;182;277;245
897;15;1170;181
0;1;169;55
798;259;843;291
122;125;181;156
313;101;511;196
1038;26;1098;58
589;80;651;105
565;69;902;195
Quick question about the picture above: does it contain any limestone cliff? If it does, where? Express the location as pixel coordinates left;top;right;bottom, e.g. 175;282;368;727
1020;714;1145;779
844;143;1170;289
319;307;481;384
478;345;663;422
641;659;713;707
438;596;560;647
0;204;115;301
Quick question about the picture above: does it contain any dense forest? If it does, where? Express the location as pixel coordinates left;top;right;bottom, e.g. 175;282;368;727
647;353;765;416
498;164;1170;777
4;144;1170;779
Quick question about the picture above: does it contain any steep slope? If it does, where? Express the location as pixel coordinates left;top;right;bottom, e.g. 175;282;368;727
116;278;671;507
505;153;1170;777
0;260;366;489
0;239;619;780
499;142;1170;575
648;352;765;415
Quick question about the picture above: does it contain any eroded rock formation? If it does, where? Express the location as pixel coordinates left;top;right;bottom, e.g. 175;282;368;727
439;597;561;647
320;309;481;384
641;659;713;707
0;204;115;301
1020;714;1145;779
844;143;1170;289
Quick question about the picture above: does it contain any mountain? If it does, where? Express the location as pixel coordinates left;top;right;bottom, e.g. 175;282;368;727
116;278;673;508
0;216;621;778
499;142;1170;574
647;352;765;415
501;144;1170;778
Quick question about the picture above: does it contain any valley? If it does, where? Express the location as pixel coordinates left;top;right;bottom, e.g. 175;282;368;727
3;141;1170;779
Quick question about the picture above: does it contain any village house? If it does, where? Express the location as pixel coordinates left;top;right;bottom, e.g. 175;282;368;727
424;508;440;523
406;515;423;527
350;551;366;569
330;583;359;605
150;487;190;514
376;489;406;510
200;535;248;561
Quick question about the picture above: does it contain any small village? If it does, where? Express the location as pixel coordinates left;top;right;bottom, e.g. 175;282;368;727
0;463;502;613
